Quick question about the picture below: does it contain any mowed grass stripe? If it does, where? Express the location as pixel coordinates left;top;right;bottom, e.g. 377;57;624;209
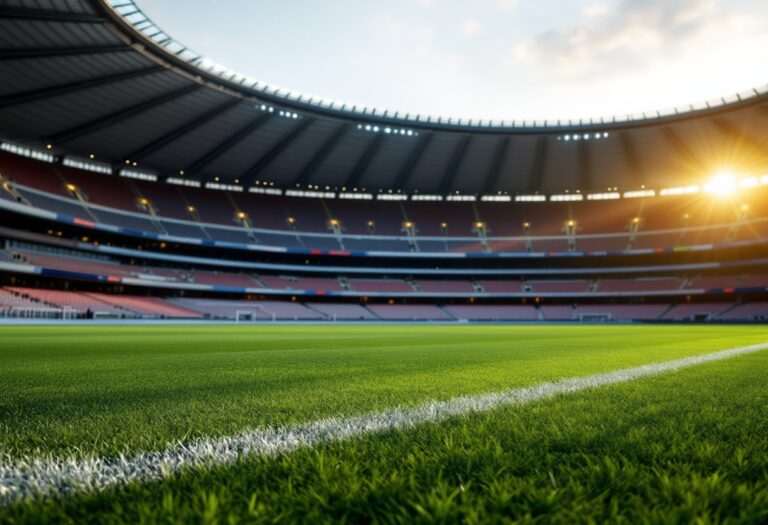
2;341;766;506
2;325;767;460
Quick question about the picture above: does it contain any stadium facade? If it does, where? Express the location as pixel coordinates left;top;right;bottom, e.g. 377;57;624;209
1;0;768;322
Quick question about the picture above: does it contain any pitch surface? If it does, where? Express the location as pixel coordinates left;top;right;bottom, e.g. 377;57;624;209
1;325;766;522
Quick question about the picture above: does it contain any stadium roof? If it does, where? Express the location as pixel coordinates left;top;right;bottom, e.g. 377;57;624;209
1;0;768;195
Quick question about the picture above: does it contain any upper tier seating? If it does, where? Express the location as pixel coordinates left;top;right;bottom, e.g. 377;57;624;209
529;280;591;293
598;278;681;292
349;280;414;293
3;151;766;255
416;280;476;293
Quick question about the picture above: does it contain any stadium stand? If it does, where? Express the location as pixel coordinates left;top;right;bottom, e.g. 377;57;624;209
717;302;768;321
87;294;204;318
6;288;126;316
530;281;592;293
662;303;734;321
597;278;681;292
0;288;50;311
366;305;455;320
3;152;767;256
305;303;378;320
443;305;539;321
0;8;767;326
416;280;477;293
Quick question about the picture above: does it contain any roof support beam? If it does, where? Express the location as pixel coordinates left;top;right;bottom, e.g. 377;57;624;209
241;118;315;185
125;99;241;161
0;45;129;60
437;135;471;194
184;114;272;178
392;133;433;190
619;131;644;186
527;136;549;192
344;134;385;189
0;66;165;108
577;139;592;191
0;7;106;23
48;84;201;144
293;124;351;186
711;117;768;152
662;127;707;175
482;136;510;194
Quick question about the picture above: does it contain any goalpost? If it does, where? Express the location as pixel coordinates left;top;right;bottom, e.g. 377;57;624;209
62;306;76;321
235;310;257;324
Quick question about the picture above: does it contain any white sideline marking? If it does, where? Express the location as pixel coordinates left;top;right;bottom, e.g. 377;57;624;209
1;342;767;505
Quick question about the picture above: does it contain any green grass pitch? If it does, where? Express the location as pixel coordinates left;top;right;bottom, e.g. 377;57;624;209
1;324;767;523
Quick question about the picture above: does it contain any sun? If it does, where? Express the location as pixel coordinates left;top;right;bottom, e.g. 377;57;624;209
704;171;737;196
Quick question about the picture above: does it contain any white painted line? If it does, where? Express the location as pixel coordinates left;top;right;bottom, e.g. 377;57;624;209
1;342;766;505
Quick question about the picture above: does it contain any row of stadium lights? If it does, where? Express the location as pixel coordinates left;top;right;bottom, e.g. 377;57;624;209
257;104;300;119
2;142;760;203
556;132;610;141
224;213;736;232
357;124;419;136
109;190;748;229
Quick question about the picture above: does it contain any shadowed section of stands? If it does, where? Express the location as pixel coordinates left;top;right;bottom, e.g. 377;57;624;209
3;151;767;255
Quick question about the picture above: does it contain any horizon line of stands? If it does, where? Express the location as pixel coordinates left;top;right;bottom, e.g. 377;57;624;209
2;151;767;254
1;287;766;322
4;247;768;296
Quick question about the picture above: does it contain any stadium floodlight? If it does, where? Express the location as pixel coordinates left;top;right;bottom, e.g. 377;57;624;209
660;185;699;196
62;157;112;175
704;172;737;196
550;194;584;202
515;195;546;202
623;189;655;199
587;192;621;200
120;169;157;182
167;177;201;188
740;177;758;188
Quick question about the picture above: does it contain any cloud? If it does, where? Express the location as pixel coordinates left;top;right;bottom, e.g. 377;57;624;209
510;0;765;79
461;19;483;37
495;0;520;10
582;3;611;19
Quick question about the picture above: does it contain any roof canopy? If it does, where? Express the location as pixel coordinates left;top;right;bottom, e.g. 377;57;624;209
1;0;768;194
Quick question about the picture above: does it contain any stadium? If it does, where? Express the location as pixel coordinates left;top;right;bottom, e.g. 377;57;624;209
0;0;767;522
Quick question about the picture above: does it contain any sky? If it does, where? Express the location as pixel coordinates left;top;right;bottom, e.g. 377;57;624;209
137;0;768;122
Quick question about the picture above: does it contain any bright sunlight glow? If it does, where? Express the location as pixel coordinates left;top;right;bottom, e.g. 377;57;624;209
704;172;738;196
